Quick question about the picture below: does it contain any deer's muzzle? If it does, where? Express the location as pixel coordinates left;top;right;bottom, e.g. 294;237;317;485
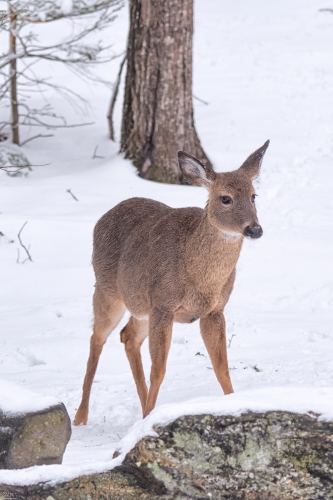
244;225;263;239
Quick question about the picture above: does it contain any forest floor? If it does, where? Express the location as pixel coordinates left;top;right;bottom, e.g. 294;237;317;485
0;0;333;485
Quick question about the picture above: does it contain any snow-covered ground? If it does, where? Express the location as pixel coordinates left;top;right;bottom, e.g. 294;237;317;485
1;0;333;485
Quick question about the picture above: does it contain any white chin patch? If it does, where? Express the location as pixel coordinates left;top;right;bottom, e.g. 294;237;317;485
221;230;242;241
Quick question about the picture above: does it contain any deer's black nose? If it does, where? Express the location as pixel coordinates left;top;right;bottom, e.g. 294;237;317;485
244;225;263;239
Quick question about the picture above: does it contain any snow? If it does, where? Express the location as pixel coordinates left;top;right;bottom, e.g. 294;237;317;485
59;0;73;15
0;379;59;415
1;0;333;487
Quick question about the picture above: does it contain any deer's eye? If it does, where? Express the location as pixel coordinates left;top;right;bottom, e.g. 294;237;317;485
221;196;232;205
251;194;257;203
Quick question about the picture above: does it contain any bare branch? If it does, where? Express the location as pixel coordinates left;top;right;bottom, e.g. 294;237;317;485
20;133;54;146
21;1;123;24
108;54;126;141
22;120;94;129
0;0;124;144
17;221;32;263
14;100;93;129
193;94;209;105
0;163;50;173
15;12;117;59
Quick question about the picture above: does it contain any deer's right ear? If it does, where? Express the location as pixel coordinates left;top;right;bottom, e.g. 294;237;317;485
239;140;270;180
178;151;216;188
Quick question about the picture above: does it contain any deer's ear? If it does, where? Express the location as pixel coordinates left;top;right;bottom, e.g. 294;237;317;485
239;140;270;180
178;151;215;188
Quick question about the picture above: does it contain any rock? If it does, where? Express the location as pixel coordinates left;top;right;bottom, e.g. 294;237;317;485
0;466;166;500
1;411;333;499
125;411;333;499
0;403;71;469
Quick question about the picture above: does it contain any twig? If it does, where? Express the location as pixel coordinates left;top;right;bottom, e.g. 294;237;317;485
193;94;209;105
107;54;126;141
319;8;333;13
92;145;104;159
22;247;32;264
228;333;236;348
17;221;32;262
0;163;50;174
20;133;54;146
67;188;79;201
253;364;262;373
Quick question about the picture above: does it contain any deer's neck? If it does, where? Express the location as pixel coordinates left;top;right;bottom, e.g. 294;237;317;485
185;212;243;288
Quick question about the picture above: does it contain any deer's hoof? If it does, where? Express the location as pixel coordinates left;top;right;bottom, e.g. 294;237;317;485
73;409;88;426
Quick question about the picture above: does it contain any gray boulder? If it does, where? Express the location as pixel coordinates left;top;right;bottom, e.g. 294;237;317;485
0;403;71;469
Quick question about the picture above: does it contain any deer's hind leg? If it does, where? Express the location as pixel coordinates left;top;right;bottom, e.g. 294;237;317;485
74;286;125;425
120;316;148;416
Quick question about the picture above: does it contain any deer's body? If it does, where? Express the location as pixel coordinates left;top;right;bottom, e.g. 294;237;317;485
74;142;269;425
94;198;242;323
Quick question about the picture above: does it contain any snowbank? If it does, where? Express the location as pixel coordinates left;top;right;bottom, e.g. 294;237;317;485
0;379;59;415
1;387;332;485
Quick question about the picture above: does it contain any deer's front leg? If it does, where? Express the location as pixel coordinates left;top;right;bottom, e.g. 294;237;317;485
121;316;148;417
144;309;173;418
200;311;234;395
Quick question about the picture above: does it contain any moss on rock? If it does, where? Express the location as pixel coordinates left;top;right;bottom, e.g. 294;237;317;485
1;411;333;499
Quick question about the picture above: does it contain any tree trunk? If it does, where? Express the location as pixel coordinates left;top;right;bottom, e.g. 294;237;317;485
9;7;19;146
121;0;210;184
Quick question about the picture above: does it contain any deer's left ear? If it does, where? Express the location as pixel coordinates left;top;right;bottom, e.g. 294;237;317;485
178;151;216;188
239;140;270;180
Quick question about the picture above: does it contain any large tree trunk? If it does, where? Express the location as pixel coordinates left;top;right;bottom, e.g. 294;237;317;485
121;0;210;184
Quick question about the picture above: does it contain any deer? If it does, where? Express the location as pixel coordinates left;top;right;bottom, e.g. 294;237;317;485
74;140;269;425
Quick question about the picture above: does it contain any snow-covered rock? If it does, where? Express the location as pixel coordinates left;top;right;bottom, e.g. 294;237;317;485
0;380;71;469
1;404;333;498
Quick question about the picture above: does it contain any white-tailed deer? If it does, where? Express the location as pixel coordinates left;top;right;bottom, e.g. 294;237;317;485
74;141;269;425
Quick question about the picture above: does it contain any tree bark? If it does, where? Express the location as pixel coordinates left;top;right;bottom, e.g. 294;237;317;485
121;0;210;184
9;7;19;146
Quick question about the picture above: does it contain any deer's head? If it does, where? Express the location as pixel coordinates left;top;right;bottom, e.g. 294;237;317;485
178;141;269;239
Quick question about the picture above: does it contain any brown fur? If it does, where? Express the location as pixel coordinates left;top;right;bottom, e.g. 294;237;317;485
74;141;269;424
